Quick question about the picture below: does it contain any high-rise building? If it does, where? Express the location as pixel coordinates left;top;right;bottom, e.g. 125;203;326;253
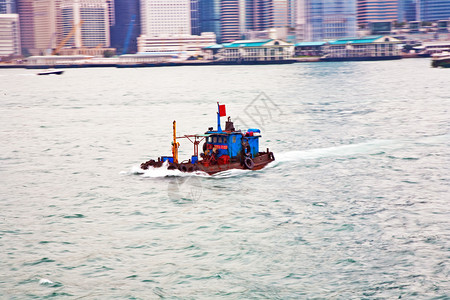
191;0;200;35
287;0;296;28
199;0;221;41
111;0;140;54
357;0;399;27
220;0;241;42
34;0;59;53
106;0;114;26
418;0;450;22
296;0;357;42
60;0;110;48
139;0;216;54
0;14;21;57
399;0;417;22
273;0;289;28
242;0;297;40
246;0;273;31
199;0;243;43
141;0;191;36
16;0;33;52
16;0;60;55
398;0;450;22
0;0;16;13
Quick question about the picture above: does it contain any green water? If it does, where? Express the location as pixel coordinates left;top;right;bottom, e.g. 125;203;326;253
0;59;449;298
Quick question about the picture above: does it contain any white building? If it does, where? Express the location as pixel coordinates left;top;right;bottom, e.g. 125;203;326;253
137;32;216;55
0;14;21;57
139;1;216;56
26;55;94;66
321;35;401;60
34;0;58;53
140;0;191;36
60;0;110;48
296;0;356;42
208;39;295;63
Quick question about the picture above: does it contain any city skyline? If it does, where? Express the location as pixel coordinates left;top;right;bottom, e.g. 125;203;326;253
0;0;449;58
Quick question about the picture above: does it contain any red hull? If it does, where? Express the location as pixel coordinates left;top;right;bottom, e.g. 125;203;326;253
141;152;275;175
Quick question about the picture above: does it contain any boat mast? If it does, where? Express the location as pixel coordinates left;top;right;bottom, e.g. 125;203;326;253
172;121;179;163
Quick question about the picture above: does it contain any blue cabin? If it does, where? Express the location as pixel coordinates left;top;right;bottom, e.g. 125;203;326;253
203;117;261;161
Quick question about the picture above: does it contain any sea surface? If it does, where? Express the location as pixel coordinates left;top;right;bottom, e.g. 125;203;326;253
0;59;449;299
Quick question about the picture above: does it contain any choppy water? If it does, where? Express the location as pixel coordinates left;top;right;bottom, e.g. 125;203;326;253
1;59;449;299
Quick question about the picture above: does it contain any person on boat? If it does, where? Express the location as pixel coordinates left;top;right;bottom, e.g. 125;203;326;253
211;146;219;164
200;144;218;165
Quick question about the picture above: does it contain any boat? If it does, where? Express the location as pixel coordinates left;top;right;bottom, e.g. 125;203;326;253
37;69;64;75
431;52;450;68
140;103;275;175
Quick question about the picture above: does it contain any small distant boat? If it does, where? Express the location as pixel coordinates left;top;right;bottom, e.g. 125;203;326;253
37;69;64;75
431;52;450;68
140;103;275;175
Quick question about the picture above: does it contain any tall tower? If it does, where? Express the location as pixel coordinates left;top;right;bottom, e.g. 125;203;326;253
0;14;21;57
106;0;114;26
287;0;296;28
34;0;59;53
17;0;59;55
273;0;288;28
297;0;356;42
220;0;241;42
141;0;191;36
357;0;399;27
191;0;200;35
60;0;110;48
398;0;450;22
419;0;450;22
0;0;16;13
199;0;221;41
398;0;417;22
246;0;274;31
16;0;34;52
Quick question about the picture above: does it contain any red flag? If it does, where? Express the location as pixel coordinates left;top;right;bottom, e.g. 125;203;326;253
219;104;226;117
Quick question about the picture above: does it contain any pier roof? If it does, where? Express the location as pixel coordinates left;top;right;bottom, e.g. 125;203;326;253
204;39;293;50
224;39;293;48
295;42;326;47
224;39;273;47
328;35;399;45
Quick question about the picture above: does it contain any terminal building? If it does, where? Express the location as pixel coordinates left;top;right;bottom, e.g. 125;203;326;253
321;35;401;61
294;41;325;57
204;39;294;63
